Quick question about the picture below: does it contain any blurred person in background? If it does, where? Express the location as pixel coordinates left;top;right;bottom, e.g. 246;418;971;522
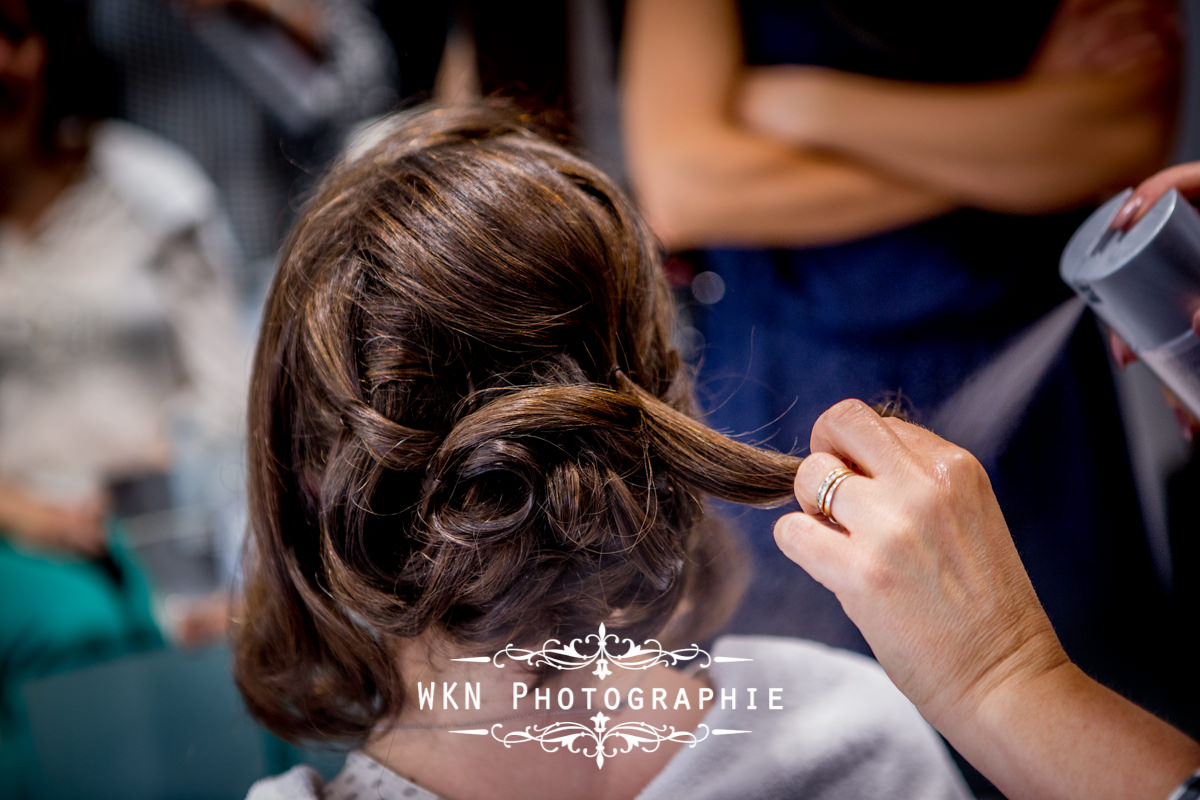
90;0;395;300
622;0;1190;793
371;0;624;171
0;0;248;793
375;1;571;116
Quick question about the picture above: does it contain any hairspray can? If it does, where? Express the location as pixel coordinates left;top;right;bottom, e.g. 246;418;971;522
1060;188;1200;418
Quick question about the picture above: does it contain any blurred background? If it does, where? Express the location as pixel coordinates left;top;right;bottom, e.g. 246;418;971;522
0;1;1197;798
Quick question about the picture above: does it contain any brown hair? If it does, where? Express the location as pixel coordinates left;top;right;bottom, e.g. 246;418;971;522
234;103;802;744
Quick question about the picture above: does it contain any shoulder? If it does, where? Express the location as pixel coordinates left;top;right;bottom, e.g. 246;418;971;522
245;752;441;800
90;120;218;236
244;765;325;800
711;633;894;683
711;635;924;723
638;636;972;800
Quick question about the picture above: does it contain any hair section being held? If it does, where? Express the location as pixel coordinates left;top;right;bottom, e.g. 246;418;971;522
234;102;803;745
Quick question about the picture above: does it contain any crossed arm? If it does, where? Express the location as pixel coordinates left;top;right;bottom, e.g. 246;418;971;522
738;64;1176;216
621;0;1178;250
621;0;955;251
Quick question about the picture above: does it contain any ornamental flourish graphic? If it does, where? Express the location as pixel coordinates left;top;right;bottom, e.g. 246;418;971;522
455;622;713;679
448;623;756;767
494;715;709;769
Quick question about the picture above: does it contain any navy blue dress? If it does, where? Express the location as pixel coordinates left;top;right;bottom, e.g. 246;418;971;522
699;0;1194;742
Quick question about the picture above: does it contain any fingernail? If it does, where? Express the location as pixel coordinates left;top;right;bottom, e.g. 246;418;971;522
1110;196;1143;231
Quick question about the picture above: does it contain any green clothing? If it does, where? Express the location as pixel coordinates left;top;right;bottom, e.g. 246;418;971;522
0;524;163;797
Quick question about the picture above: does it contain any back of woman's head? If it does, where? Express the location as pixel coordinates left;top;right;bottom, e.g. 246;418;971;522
235;103;801;744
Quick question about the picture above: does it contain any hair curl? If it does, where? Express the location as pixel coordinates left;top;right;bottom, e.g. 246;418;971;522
234;103;803;744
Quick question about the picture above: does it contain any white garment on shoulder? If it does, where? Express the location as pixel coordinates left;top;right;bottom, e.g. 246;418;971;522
635;635;972;800
246;752;440;800
244;636;972;800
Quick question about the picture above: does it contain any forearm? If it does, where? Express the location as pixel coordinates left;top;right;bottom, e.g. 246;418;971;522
945;662;1200;800
625;126;954;250
755;69;1174;214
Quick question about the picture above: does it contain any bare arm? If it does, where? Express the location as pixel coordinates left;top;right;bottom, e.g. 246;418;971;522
966;661;1200;800
740;69;1174;215
738;1;1179;215
620;0;955;251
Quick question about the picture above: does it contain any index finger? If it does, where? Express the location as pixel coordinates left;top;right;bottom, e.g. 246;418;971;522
1113;161;1200;230
809;399;912;478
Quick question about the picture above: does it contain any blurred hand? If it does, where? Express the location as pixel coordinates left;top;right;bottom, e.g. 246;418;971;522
165;591;232;648
1028;0;1180;79
0;487;108;557
182;0;326;53
773;399;1069;728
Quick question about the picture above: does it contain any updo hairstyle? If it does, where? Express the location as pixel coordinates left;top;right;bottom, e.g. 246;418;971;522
234;103;802;744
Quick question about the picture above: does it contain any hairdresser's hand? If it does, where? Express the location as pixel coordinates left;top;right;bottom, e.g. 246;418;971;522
773;400;1069;727
776;401;1200;800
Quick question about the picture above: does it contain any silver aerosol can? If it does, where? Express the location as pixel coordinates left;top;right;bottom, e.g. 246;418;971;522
1061;188;1200;418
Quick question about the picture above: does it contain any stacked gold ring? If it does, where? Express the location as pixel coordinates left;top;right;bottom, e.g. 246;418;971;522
816;466;856;526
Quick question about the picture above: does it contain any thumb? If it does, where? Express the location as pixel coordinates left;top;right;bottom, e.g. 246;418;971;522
773;511;854;594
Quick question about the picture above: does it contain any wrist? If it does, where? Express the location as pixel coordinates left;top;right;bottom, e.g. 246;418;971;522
970;657;1200;800
935;623;1071;733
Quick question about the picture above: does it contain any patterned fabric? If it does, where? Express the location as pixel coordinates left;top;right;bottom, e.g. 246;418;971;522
325;752;441;800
